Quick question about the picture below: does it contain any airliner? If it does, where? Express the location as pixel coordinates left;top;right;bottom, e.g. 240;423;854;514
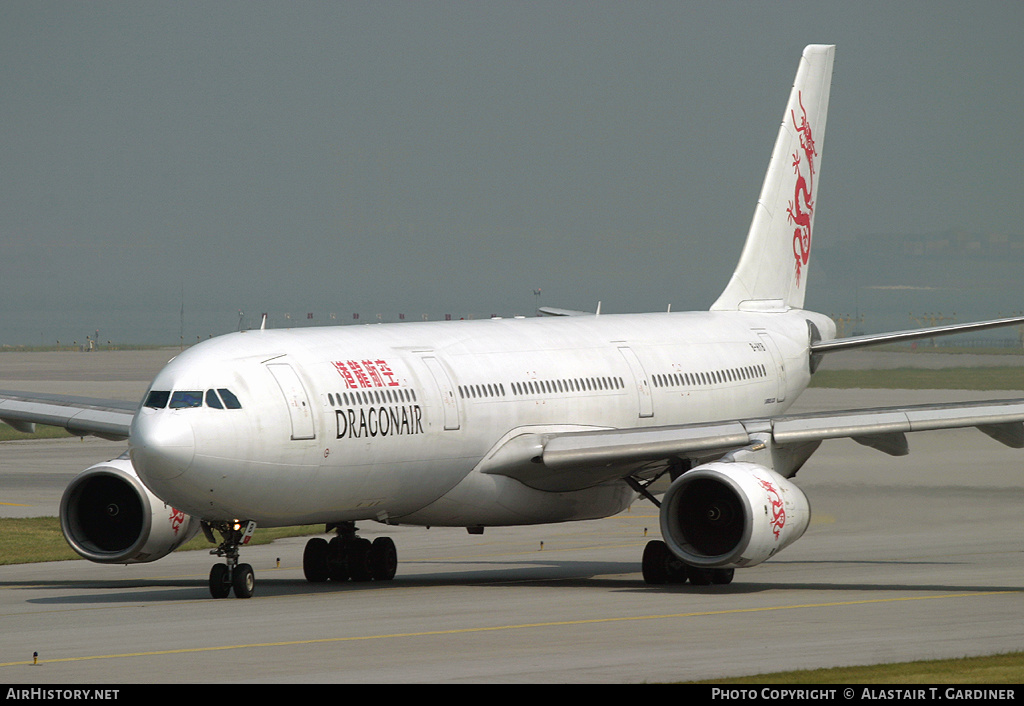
3;45;1023;599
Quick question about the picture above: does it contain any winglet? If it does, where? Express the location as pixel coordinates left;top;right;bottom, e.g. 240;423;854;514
711;44;835;312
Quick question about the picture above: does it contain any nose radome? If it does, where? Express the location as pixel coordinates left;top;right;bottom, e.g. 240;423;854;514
129;411;195;483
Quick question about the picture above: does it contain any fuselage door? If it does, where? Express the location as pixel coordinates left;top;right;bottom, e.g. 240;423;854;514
756;331;787;403
617;346;654;418
266;363;317;440
421;356;460;431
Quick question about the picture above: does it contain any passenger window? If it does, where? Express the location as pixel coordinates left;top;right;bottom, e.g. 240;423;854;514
145;390;170;409
217;389;243;409
206;389;224;409
169;391;203;409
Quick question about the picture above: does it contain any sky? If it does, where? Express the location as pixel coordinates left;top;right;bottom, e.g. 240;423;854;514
2;1;1022;345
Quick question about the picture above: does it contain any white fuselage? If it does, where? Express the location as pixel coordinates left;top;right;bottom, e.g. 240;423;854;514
128;309;832;529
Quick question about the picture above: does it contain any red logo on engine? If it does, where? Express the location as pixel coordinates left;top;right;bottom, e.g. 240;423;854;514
757;478;786;539
787;91;817;287
169;507;185;535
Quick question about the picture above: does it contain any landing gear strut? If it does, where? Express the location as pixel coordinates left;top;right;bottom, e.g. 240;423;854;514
206;520;257;599
303;522;398;584
641;539;734;586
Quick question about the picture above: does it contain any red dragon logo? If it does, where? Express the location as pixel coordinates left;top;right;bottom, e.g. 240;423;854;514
786;90;817;287
756;478;786;540
169;507;186;535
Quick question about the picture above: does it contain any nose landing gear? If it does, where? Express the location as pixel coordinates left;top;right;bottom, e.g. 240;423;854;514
206;520;257;599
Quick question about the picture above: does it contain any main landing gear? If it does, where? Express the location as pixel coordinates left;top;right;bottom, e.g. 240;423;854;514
206;520;257;599
641;539;734;586
302;522;398;584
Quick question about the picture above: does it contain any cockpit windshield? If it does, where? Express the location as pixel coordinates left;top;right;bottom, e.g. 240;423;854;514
217;388;242;409
144;390;170;409
205;389;223;409
145;388;242;410
169;390;203;409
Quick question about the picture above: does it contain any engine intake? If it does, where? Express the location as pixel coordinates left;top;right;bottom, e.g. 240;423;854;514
660;461;810;568
60;455;199;564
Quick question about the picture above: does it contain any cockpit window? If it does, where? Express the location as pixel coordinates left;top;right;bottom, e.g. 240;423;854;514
144;390;170;409
217;388;242;409
169;390;203;409
205;389;224;409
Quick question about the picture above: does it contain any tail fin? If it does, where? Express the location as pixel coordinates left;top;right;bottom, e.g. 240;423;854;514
711;44;835;312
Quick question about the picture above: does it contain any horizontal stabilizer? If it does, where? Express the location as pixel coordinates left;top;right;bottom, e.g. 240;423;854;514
812;315;1024;355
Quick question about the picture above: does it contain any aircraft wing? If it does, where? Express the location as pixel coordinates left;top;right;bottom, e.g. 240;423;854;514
481;397;1024;492
0;390;136;441
536;306;596;317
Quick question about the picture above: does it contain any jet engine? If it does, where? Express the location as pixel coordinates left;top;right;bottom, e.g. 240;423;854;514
659;461;810;569
60;454;200;564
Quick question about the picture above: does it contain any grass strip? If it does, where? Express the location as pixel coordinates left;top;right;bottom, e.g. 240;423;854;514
0;516;324;565
695;651;1024;684
0;424;73;442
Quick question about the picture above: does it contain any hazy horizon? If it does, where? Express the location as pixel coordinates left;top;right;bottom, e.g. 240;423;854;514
3;2;1022;345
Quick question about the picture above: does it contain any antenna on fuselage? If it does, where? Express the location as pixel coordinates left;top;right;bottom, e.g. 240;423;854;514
260;313;268;330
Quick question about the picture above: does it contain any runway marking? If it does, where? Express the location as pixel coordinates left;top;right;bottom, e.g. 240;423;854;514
0;502;32;507
0;590;1016;668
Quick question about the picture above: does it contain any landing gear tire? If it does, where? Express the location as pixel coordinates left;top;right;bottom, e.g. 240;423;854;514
303;537;330;583
642;540;672;585
685;564;713;586
303;524;399;585
346;537;373;582
209;563;231;599
711;568;735;585
641;539;690;584
232;563;255;599
369;537;398;581
327;536;351;581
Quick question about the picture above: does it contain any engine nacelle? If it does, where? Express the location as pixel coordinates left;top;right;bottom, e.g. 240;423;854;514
659;462;810;569
60;455;200;564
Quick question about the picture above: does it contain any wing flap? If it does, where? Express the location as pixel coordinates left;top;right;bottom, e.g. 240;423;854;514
773;399;1024;445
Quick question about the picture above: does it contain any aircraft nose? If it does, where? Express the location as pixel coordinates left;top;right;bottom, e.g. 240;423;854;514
129;412;196;483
